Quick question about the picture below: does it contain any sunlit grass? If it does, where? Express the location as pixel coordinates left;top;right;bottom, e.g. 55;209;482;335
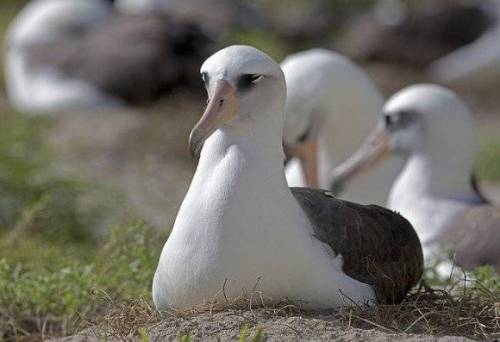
0;107;163;339
476;131;500;183
0;223;161;339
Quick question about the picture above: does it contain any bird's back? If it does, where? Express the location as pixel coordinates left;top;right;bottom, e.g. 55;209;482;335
291;187;423;304
26;14;212;106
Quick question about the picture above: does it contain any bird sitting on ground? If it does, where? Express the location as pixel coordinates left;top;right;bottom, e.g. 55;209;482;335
152;45;423;310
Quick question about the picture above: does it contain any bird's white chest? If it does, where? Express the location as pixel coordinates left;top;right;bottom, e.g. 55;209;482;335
388;177;466;258
153;143;374;309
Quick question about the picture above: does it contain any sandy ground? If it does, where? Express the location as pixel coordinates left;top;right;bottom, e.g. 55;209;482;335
58;309;473;341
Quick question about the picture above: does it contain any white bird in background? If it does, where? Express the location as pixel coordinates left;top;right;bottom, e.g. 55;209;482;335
4;0;211;115
5;0;116;113
332;84;499;271
152;45;423;310
281;49;404;205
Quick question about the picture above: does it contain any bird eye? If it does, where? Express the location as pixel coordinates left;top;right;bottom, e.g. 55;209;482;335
384;113;399;127
237;74;263;91
249;74;263;83
384;115;393;127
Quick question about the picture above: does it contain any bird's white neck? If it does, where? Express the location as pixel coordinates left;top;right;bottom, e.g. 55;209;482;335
177;119;309;244
388;153;478;254
391;153;476;202
201;118;285;167
193;121;289;202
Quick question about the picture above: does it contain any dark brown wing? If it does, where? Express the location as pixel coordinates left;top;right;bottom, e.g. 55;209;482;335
27;14;211;105
291;187;423;304
434;205;500;271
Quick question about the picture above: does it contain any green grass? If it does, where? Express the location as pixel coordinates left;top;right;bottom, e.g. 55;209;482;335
0;111;94;241
0;223;161;339
0;111;161;339
476;131;500;183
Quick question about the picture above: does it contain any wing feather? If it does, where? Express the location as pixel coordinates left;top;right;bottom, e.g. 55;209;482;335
27;14;211;105
434;205;500;271
291;187;423;304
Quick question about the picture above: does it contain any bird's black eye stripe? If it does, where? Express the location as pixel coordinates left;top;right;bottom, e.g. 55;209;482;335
384;111;415;129
237;74;262;91
384;114;394;127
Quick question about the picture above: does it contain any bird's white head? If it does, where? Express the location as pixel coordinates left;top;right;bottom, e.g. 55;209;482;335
189;45;286;157
383;84;476;161
332;84;477;191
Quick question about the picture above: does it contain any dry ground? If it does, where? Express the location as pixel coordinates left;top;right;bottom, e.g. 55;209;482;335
60;309;474;341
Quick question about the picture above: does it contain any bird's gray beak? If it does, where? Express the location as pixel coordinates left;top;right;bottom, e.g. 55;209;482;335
189;80;239;158
331;122;390;188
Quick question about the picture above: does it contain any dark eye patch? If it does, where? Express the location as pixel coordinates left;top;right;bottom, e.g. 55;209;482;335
384;114;395;127
237;74;262;92
384;110;416;130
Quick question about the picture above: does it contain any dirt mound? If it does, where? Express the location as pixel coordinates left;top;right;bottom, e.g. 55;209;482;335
60;309;473;341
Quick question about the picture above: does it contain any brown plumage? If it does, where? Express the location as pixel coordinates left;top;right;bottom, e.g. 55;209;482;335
27;14;212;106
433;205;500;271
291;187;423;304
339;0;493;67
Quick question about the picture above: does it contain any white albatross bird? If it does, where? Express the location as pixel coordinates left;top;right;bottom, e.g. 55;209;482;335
332;84;500;270
152;45;423;310
281;49;404;205
4;0;210;114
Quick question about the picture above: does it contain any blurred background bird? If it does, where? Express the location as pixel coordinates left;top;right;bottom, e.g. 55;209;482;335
338;0;496;67
4;0;215;114
331;84;499;272
281;49;404;205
